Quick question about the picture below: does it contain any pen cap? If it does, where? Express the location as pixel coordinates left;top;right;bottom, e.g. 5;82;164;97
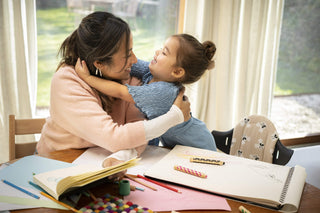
119;180;130;196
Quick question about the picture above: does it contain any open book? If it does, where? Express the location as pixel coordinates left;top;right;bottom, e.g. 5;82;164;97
144;145;306;213
33;158;139;200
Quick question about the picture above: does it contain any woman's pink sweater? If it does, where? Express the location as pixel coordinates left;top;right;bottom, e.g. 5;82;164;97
37;66;147;155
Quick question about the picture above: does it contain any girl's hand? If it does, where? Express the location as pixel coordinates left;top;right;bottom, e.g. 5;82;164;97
173;87;191;121
103;157;126;181
75;58;91;81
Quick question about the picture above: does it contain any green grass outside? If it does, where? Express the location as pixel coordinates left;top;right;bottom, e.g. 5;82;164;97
37;8;76;106
36;5;319;107
36;7;172;107
274;0;320;95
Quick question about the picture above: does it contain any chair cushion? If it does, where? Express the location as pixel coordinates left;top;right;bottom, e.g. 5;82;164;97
229;115;279;163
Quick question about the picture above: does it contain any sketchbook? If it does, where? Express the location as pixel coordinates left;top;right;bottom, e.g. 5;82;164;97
144;145;306;213
33;158;139;200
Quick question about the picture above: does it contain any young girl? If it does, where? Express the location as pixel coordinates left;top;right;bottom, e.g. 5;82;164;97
75;34;217;151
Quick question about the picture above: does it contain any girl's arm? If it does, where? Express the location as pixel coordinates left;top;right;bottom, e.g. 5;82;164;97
130;59;150;79
75;58;134;103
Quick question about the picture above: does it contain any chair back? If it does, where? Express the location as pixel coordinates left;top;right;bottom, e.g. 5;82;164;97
212;115;294;165
230;115;280;163
211;129;233;154
9;114;46;161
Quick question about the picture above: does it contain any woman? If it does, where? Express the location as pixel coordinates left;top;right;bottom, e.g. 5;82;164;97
37;12;190;167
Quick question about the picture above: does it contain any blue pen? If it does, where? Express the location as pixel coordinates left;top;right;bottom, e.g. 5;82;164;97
2;179;40;199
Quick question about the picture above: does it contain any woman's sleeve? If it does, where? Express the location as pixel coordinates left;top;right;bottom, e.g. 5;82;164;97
143;105;184;141
130;59;150;79
103;105;184;162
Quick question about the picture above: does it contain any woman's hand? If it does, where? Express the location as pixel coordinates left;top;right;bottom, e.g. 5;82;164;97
75;58;92;82
103;157;126;181
173;87;191;121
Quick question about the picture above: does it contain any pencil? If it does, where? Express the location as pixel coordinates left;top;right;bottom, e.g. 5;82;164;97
2;179;40;199
190;157;225;165
174;165;207;178
28;181;44;191
40;191;78;213
87;190;97;201
137;174;181;193
124;174;157;191
239;205;251;213
130;185;145;191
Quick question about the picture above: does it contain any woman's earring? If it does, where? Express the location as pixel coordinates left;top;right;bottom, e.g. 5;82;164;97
95;68;103;77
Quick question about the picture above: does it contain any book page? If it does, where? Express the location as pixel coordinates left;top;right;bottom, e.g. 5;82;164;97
33;164;101;199
72;147;112;167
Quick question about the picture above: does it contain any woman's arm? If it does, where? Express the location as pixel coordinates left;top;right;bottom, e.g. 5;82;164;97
75;58;134;103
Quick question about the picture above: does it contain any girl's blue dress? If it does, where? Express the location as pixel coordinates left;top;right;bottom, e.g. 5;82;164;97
127;59;216;151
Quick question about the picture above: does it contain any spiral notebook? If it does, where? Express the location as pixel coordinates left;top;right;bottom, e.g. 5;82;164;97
144;145;306;213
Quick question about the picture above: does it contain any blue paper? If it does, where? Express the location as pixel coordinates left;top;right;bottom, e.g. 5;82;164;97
0;155;74;189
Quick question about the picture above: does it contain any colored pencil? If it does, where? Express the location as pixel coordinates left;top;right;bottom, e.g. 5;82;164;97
130;185;145;191
124;174;157;191
239;205;251;213
40;191;78;212
28;181;44;191
87;190;97;201
137;174;181;193
174;165;207;178
2;179;40;199
190;157;225;165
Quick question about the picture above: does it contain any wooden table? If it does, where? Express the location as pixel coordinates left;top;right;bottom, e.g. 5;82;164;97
11;149;320;213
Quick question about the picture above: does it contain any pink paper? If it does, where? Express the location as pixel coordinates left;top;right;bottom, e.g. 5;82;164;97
124;179;231;211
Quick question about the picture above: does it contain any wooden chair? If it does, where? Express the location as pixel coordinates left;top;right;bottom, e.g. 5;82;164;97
9;114;46;161
211;115;294;165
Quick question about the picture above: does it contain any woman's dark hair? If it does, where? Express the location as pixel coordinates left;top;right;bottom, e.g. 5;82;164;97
58;11;131;73
57;11;131;112
172;34;216;84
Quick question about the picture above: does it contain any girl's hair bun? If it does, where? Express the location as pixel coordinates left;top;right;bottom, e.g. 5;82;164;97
203;41;216;60
203;41;216;69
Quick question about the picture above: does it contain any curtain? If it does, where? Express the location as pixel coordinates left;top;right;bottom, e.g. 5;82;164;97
0;0;37;163
183;0;284;131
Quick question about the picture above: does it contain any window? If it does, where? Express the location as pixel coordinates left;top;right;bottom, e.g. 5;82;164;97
271;0;320;139
36;0;180;116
